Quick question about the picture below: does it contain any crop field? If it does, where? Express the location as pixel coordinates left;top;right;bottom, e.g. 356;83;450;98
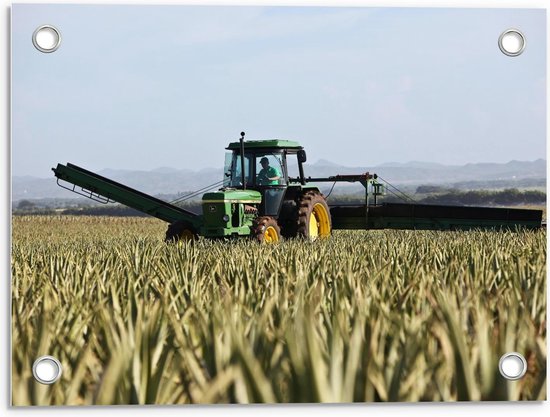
11;215;546;405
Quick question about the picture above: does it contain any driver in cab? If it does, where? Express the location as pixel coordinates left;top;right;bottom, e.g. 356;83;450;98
257;157;281;185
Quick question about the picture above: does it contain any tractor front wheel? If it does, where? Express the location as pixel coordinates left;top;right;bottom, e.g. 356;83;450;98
253;216;281;243
297;191;332;240
165;220;198;242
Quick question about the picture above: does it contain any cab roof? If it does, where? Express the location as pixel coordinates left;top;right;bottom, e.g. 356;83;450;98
226;139;303;151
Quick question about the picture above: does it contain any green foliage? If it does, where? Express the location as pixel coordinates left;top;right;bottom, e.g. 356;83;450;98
17;200;36;210
11;216;546;405
329;188;546;207
421;188;546;206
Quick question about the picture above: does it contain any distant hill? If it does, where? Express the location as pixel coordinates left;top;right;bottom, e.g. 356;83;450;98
376;161;446;169
12;159;546;201
309;158;546;184
13;167;222;201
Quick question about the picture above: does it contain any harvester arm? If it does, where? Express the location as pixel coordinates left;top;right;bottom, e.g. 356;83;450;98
295;172;374;186
299;171;543;231
52;163;202;226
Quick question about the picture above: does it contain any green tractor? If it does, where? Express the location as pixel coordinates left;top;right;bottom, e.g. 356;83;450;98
177;133;332;242
52;132;543;242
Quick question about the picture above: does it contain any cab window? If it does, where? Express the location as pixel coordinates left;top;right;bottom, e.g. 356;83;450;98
255;153;286;186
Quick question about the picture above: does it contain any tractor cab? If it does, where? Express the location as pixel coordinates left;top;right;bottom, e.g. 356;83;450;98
224;138;307;217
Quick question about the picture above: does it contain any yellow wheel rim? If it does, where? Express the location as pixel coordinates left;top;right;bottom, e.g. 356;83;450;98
309;211;319;238
311;203;331;238
264;226;279;243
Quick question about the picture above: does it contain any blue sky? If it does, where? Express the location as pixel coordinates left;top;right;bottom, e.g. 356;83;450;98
12;5;546;177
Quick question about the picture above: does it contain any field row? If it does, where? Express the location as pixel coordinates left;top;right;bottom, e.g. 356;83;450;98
11;216;547;404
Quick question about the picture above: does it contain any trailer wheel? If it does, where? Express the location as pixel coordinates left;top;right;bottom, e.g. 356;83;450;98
297;191;332;240
253;216;281;243
165;220;198;242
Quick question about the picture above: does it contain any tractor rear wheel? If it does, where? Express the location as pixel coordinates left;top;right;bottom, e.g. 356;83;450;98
252;216;281;243
297;191;332;240
165;220;198;242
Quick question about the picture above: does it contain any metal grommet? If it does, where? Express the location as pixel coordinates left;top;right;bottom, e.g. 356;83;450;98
32;25;62;53
498;29;525;57
499;352;527;380
32;356;62;384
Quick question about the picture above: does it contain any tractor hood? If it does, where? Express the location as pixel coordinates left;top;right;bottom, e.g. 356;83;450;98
202;189;262;204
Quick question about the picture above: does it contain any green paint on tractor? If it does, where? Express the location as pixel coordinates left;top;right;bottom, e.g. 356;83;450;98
201;190;262;238
226;139;302;150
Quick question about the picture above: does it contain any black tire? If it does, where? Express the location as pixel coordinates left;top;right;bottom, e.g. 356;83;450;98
297;191;332;240
165;220;198;242
252;216;281;243
278;200;299;238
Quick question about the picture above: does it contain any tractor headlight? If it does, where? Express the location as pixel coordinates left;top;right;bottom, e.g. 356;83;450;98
222;214;230;222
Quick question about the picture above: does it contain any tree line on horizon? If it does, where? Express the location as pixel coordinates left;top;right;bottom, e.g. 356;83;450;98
13;188;546;217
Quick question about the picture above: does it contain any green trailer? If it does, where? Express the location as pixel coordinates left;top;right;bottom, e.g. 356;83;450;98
52;133;543;242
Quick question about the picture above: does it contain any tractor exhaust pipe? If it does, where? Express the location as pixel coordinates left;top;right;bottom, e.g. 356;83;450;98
240;131;246;190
